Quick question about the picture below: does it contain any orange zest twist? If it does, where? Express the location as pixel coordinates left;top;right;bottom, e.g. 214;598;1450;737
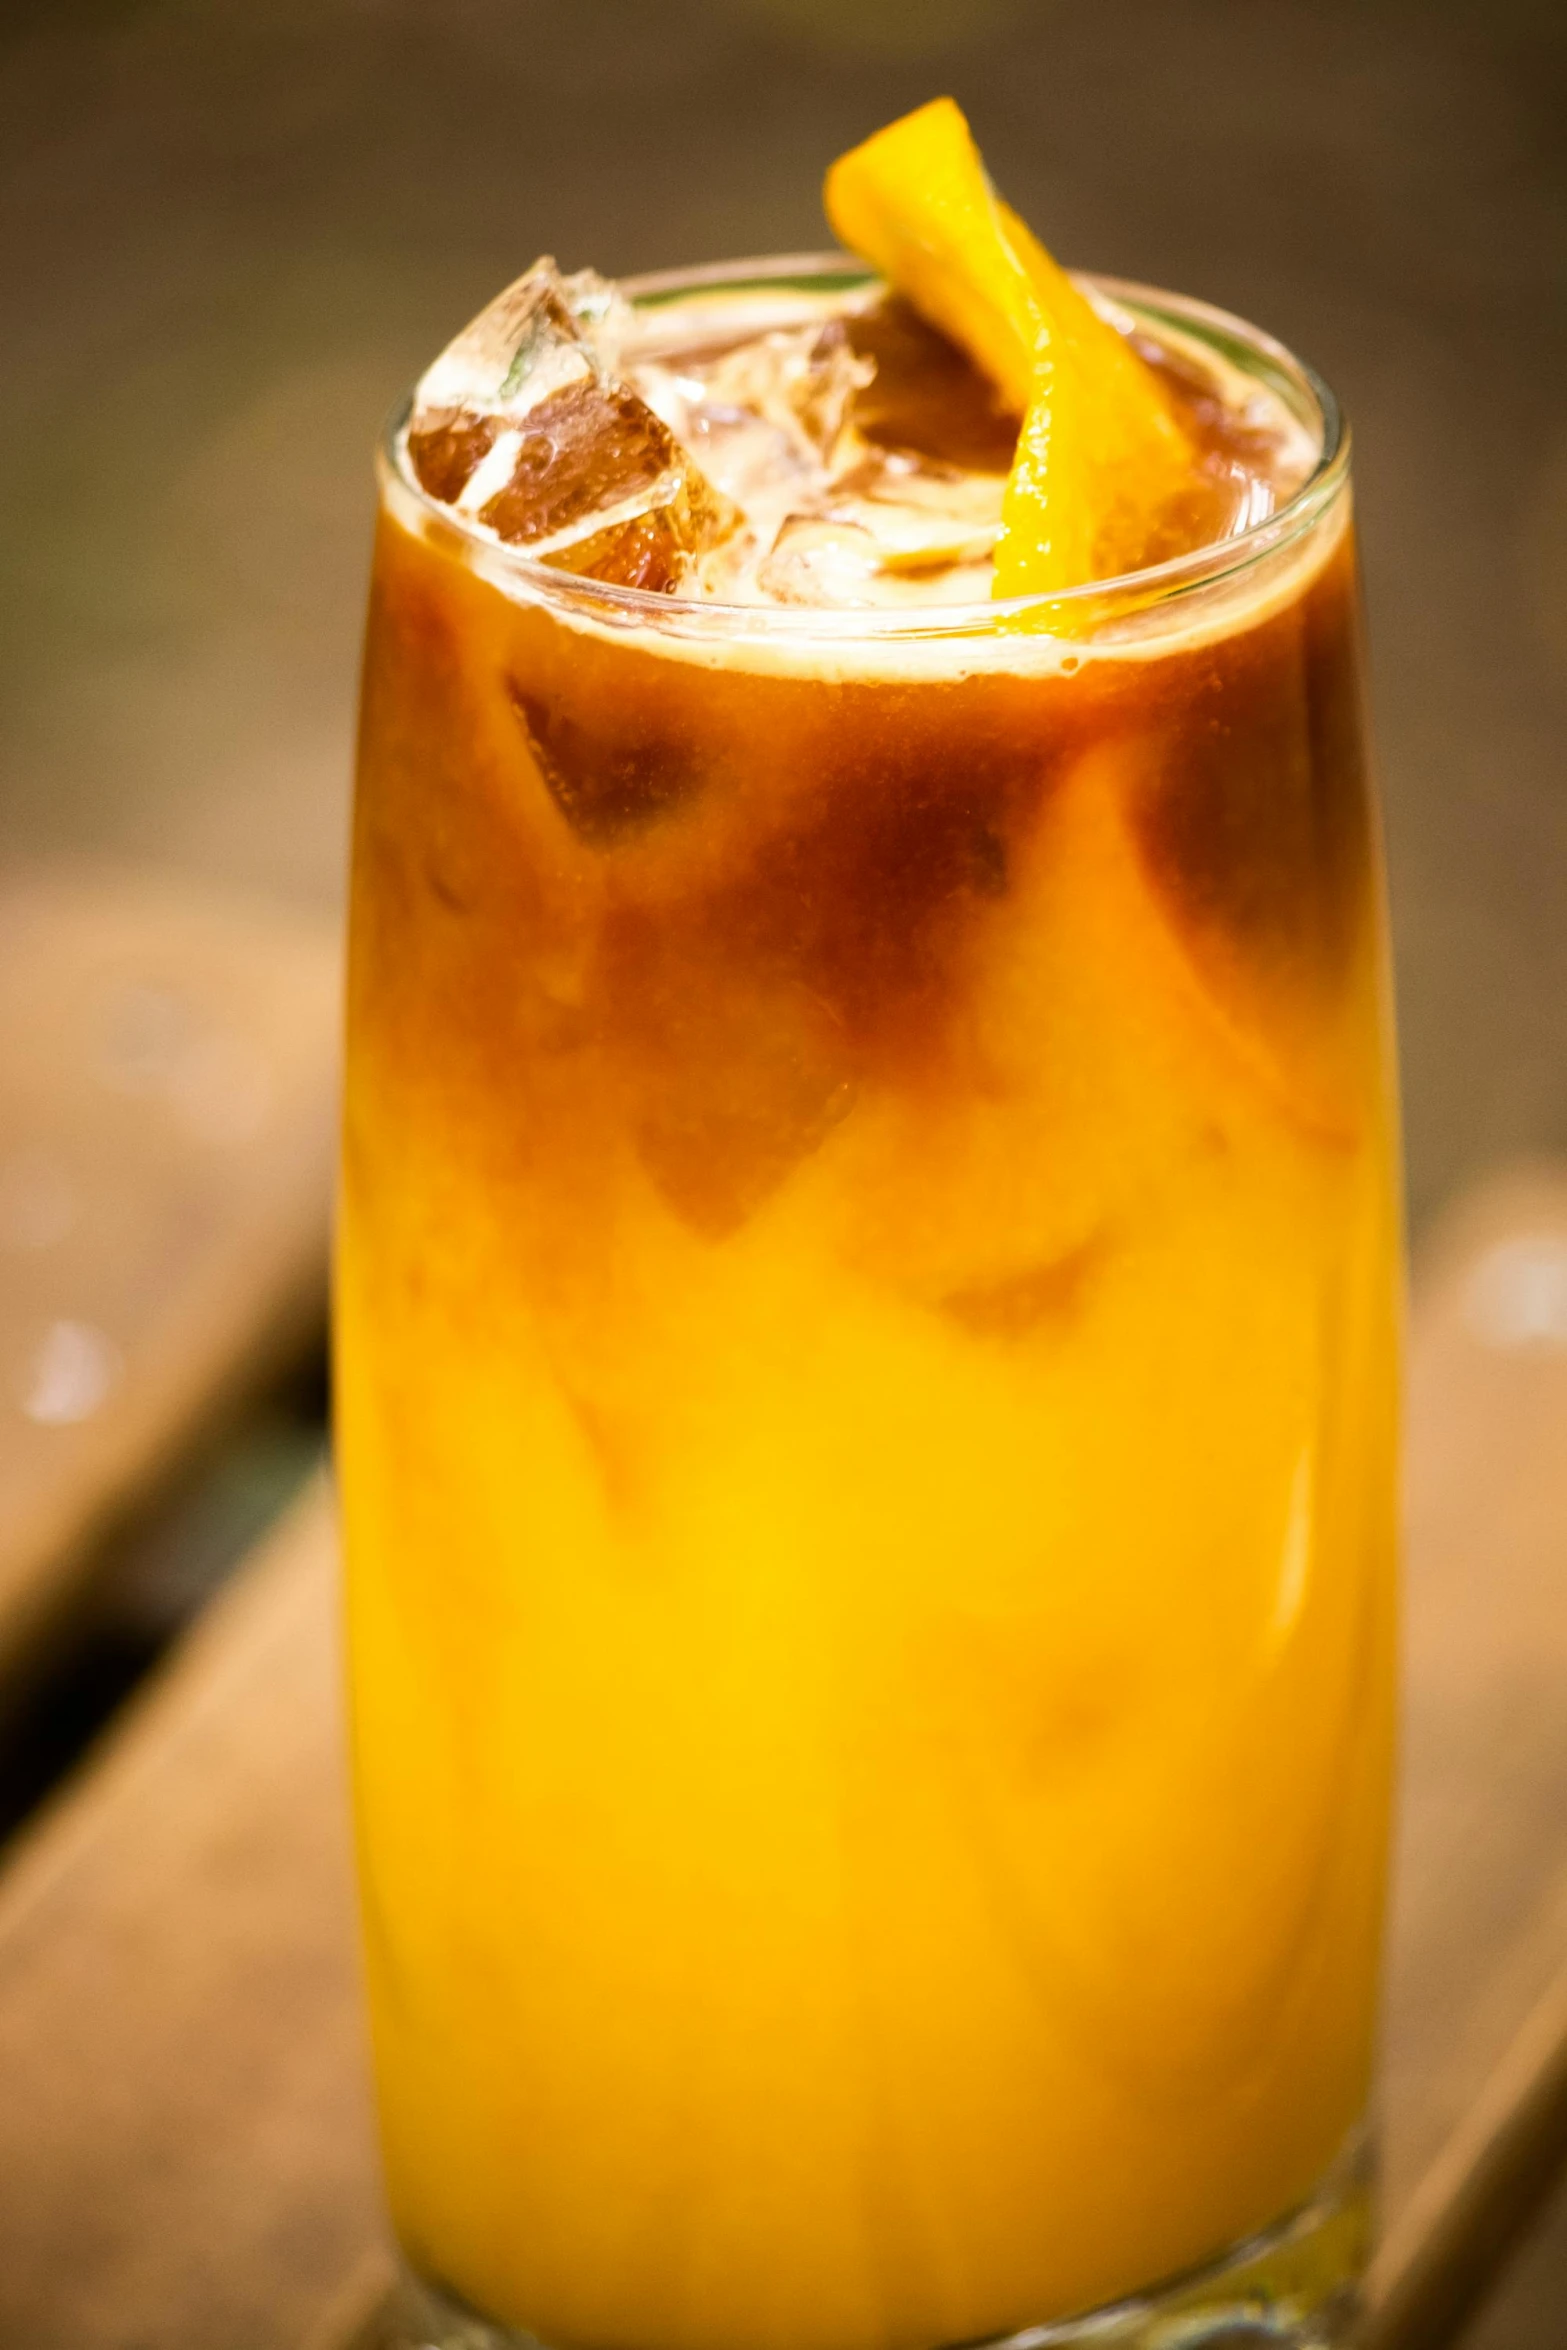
825;98;1192;601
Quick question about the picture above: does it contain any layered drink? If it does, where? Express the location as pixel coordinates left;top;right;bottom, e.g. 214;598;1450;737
337;101;1401;2350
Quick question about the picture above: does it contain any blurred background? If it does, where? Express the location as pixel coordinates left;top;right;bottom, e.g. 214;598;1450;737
1;7;1565;2343
3;0;1565;1228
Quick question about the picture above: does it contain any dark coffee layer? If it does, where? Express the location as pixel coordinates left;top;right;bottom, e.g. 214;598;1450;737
354;500;1370;1241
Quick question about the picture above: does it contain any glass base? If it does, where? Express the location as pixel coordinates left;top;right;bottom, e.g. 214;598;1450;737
381;2132;1371;2350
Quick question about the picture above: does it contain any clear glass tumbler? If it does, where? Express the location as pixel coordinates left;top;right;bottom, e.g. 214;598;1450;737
336;259;1401;2350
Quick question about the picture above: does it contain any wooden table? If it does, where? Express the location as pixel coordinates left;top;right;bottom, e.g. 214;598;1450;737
0;876;1563;2347
0;866;339;1693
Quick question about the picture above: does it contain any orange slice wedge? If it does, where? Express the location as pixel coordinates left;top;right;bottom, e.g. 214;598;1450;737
825;98;1192;599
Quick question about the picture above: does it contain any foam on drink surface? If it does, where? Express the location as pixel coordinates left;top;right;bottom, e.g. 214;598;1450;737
402;260;1317;614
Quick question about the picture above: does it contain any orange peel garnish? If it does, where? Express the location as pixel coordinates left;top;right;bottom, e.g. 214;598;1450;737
825;98;1191;600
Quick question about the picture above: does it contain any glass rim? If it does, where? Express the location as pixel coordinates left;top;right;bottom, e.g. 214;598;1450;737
378;249;1350;643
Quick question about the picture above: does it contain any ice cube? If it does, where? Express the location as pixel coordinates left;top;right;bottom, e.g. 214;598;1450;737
627;318;875;578
472;379;737;591
621;970;857;1237
827;453;1004;569
757;457;1002;608
940;1237;1104;1340
405;259;737;592
556;265;633;374
407;262;598;495
410;260;623;430
794;319;874;457
672;320;873;473
507;681;706;847
754;514;887;607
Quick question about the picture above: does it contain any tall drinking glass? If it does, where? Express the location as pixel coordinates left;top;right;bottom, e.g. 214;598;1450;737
337;260;1401;2350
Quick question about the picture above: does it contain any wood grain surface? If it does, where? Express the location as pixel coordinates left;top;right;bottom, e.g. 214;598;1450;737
0;1170;1561;2349
0;866;339;1690
0;1487;390;2350
1367;1166;1567;2346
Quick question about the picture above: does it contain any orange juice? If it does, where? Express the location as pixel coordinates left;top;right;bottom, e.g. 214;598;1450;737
337;258;1399;2350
